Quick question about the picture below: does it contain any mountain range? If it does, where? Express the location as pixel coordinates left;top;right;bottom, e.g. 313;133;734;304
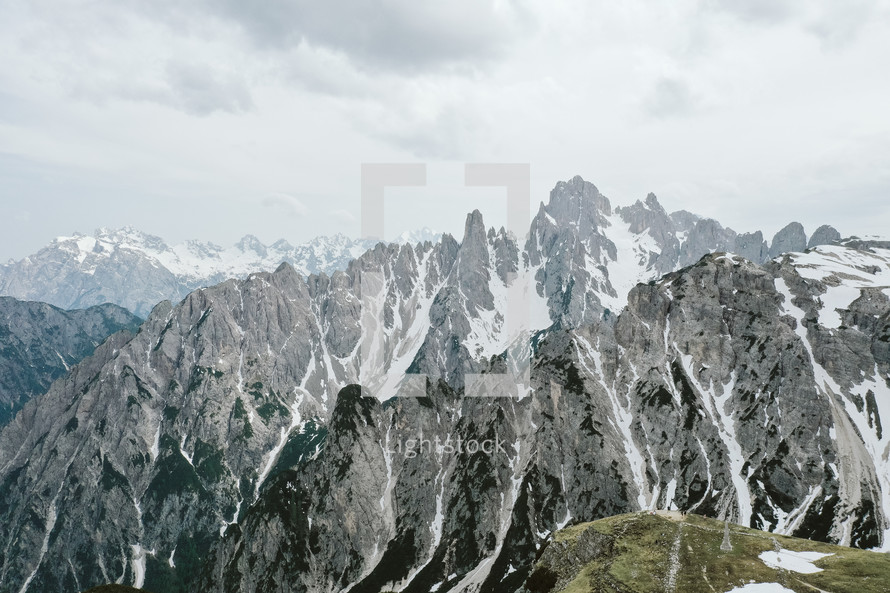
0;228;441;319
0;176;887;593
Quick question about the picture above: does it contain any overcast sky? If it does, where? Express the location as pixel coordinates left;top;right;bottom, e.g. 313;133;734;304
1;0;889;260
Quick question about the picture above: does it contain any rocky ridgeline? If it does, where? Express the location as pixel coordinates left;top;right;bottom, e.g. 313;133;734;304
0;177;886;593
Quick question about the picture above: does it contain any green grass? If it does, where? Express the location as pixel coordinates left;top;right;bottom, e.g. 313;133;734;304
537;512;890;593
561;564;601;593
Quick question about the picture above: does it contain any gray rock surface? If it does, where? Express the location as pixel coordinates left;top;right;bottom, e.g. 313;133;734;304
0;187;838;322
733;231;769;263
677;218;738;267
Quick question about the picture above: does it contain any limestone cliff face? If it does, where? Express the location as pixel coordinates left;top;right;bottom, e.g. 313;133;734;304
0;178;885;593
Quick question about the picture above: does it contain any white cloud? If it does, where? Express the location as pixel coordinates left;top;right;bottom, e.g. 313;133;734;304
262;193;308;218
1;0;890;260
330;208;356;224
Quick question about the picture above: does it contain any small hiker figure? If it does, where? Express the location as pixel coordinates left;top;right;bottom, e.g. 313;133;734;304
720;519;733;552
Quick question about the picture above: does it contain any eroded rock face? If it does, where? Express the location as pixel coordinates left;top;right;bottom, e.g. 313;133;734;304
0;177;886;593
734;231;769;264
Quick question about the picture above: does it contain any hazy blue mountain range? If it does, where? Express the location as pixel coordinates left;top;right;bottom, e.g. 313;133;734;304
0;296;141;428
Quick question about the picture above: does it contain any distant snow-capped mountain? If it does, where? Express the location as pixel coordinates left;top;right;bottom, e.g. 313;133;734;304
0;229;386;317
394;227;442;245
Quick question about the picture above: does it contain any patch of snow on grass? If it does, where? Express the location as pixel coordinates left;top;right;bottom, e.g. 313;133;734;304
727;584;796;593
758;549;832;574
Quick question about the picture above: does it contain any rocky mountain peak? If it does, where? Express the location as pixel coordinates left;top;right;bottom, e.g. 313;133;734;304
734;231;769;263
236;234;268;256
644;191;665;212
0;297;142;427
453;209;494;318
96;226;168;250
769;222;808;258
808;224;842;249
616;192;672;235
462;209;488;247
330;384;378;434
545;175;612;227
669;210;701;234
271;239;295;251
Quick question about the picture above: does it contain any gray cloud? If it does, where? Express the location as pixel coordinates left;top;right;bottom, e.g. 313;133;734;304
706;0;880;46
162;61;254;115
363;102;485;160
804;0;879;46
644;77;699;119
198;0;532;72
262;193;309;218
2;0;890;262
113;62;254;116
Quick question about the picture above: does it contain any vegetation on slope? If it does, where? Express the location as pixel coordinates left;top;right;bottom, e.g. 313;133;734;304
525;511;890;593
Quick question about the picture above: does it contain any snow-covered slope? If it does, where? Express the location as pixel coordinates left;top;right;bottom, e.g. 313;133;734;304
782;244;890;329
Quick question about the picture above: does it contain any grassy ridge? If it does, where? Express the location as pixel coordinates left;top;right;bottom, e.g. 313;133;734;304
528;511;890;593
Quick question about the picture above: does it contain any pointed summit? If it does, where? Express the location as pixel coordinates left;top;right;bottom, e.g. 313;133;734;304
462;209;487;247
545;175;612;228
769;222;807;258
457;209;491;296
